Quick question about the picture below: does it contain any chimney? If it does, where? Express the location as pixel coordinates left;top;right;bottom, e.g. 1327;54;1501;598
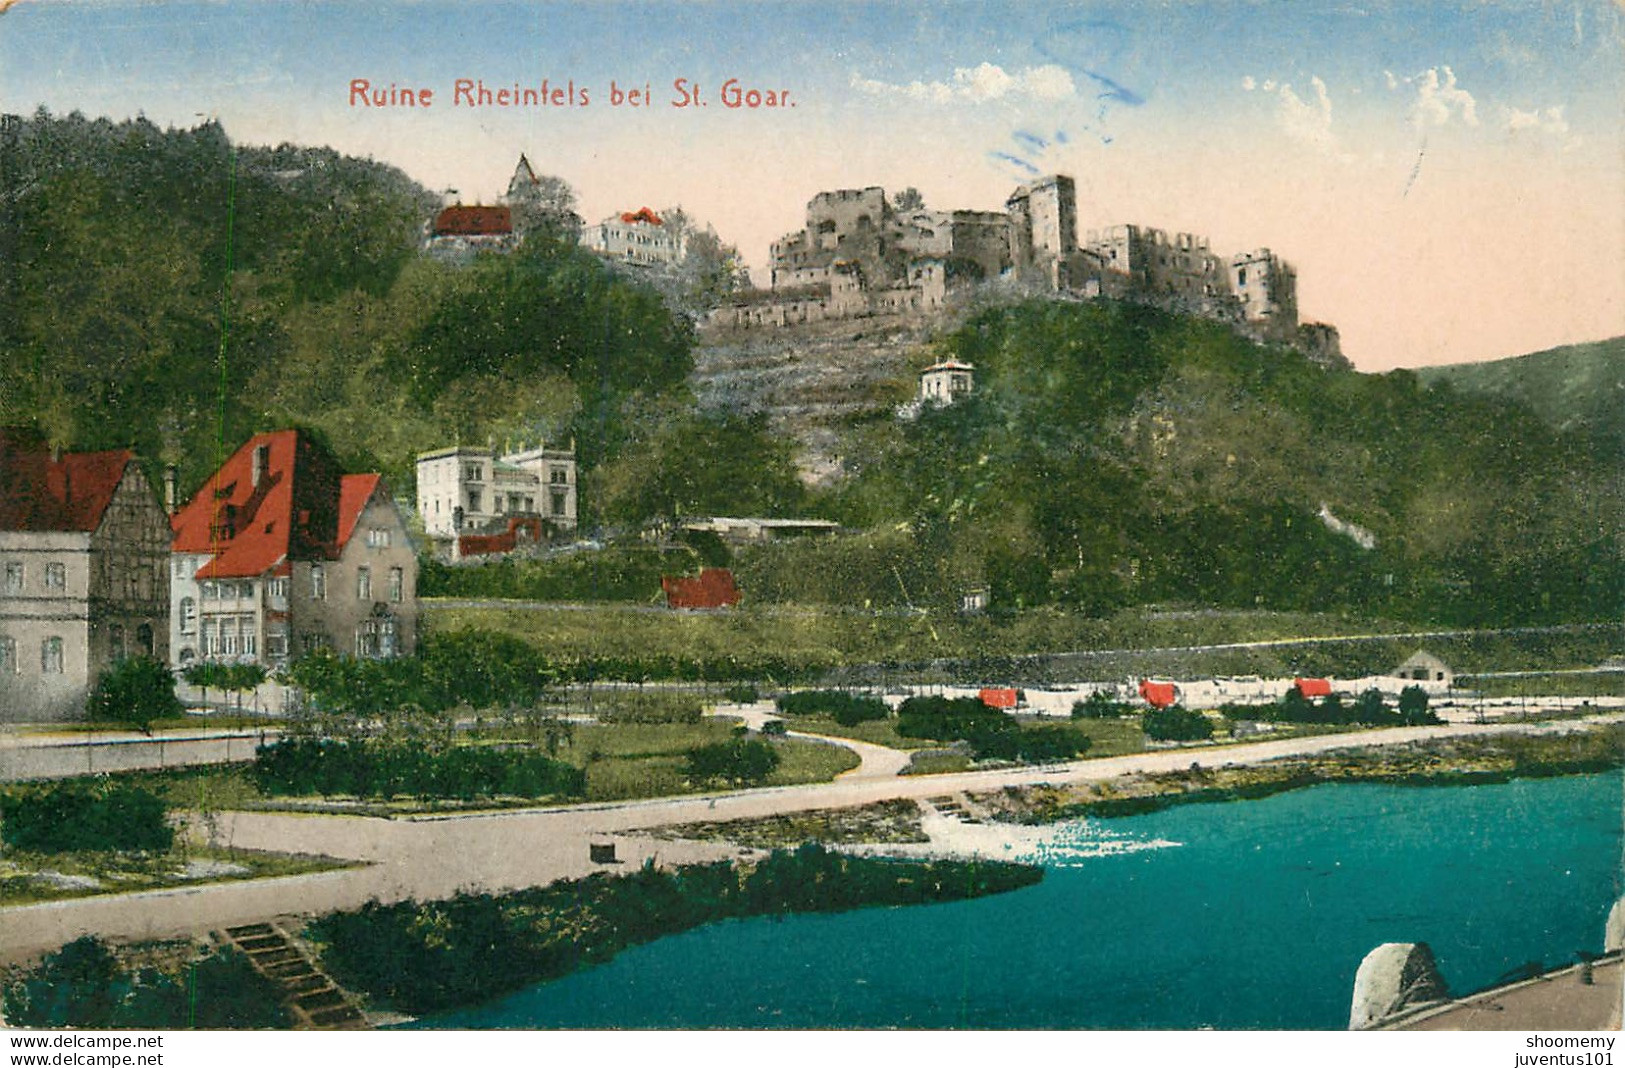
164;464;179;516
251;443;269;489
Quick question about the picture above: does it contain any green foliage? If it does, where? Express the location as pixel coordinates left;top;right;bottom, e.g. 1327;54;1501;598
0;111;694;503
0;783;173;853
418;546;698;602
182;662;267;693
684;739;782;785
818;299;1623;625
722;682;761;703
1399;685;1438;725
1141;706;1214;742
1072;690;1132;719
86;656;182;733
777;690;889;726
592;692;703;724
895;695;1089;762
594;410;806;525
1;937;289;1029
251;738;584;801
309;845;1042;1015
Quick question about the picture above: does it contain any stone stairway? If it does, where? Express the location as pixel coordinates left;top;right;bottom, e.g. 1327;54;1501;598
926;794;983;825
219;922;369;1030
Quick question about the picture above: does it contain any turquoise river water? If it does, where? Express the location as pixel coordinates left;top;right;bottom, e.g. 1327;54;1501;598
413;772;1624;1029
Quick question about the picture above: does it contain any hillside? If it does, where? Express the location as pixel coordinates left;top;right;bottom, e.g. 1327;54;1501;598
0;112;691;497
730;301;1622;627
1417;337;1624;452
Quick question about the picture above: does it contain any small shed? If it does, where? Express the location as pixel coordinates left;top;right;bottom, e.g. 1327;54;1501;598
1395;650;1453;685
979;687;1019;710
1294;677;1333;699
1138;680;1179;709
662;568;741;610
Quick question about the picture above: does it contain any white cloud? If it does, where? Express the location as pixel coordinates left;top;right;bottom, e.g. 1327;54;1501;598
1241;75;1256;91
1277;76;1339;153
1409;66;1478;128
1504;104;1581;149
1383;70;1398;91
851;62;1077;104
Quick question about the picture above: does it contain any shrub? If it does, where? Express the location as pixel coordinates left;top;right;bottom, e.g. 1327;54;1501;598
1142;705;1214;742
684;739;781;785
594;692;703;724
0;784;173;853
777;690;889;726
86;657;182;733
1;938;289;1029
250;739;584;801
723;683;761;704
895;695;1088;762
1072;691;1131;719
1399;685;1438;725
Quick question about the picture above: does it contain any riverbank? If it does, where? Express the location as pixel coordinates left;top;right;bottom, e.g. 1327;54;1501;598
977;722;1625;824
305;845;1039;1018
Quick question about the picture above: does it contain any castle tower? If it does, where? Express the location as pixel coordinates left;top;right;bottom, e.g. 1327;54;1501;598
1006;175;1077;289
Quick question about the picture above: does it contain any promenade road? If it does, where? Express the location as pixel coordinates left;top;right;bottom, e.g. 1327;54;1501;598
2;713;1619;963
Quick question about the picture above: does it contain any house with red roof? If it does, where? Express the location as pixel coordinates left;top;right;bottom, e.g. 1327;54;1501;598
581;206;685;268
422;203;516;260
168;430;417;671
0;429;171;720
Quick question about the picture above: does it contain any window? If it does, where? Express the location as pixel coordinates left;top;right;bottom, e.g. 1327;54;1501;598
388;567;404;602
311;565;326;600
202;619;218;657
550;468;568;484
239;617;256;657
222;619;238;656
0;636;15;674
44;562;65;592
366;529;391;549
268;578;288;600
467;489;482;512
266;625;288;659
551;490;567;515
4;563;22;594
356;616;398;659
357;566;371;601
41;636;63;674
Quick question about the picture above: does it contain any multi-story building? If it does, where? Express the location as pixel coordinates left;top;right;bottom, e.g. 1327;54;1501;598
581;207;685;268
168;429;417;670
0;429;170;721
415;443;577;540
422;204;515;260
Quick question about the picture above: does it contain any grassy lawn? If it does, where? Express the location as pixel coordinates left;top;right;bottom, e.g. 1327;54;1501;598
0;845;352;907
782;715;940;750
427;601;1621;682
552;721;858;802
1454;672;1624;700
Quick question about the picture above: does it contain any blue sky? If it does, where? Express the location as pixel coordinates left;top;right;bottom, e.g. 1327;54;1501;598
2;0;1621;369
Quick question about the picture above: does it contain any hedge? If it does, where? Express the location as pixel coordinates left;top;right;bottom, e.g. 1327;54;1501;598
252;739;584;801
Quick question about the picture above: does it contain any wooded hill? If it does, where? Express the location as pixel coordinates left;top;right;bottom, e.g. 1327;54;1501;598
1;114;1617;627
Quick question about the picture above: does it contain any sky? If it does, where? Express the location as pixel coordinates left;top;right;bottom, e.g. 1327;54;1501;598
1;0;1621;370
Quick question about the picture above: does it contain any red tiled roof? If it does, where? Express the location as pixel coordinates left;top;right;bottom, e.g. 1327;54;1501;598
171;429;382;579
619;207;663;226
1294;677;1333;698
432;205;512;237
662;568;740;610
979;687;1019;709
0;428;135;533
1139;680;1179;709
457;517;544;558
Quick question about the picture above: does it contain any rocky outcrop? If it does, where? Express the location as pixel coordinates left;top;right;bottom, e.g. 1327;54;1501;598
1349;941;1450;1029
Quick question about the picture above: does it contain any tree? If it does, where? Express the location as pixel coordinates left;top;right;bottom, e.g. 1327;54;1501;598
1072;690;1128;719
1141;705;1213;742
891;187;925;212
685;739;781;786
86;657;181;734
1353;688;1394;725
1398;685;1437;725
